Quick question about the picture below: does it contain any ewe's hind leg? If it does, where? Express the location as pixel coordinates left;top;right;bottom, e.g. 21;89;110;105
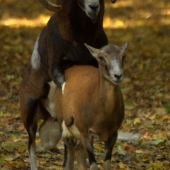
62;121;76;170
81;135;98;170
103;131;118;170
75;142;87;170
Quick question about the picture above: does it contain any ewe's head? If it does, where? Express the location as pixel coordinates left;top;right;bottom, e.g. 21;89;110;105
85;42;129;84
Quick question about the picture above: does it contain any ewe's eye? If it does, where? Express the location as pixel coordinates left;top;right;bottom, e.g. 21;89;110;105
98;56;105;62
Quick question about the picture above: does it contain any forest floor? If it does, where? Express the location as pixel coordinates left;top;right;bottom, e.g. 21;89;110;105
0;0;170;169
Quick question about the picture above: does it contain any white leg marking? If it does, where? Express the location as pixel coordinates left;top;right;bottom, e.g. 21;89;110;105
103;160;111;170
90;162;98;170
31;35;40;70
29;145;38;170
62;82;66;95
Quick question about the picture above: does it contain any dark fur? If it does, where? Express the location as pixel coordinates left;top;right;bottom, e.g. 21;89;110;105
38;1;107;88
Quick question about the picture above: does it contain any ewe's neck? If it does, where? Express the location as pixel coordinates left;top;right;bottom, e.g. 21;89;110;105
98;71;119;108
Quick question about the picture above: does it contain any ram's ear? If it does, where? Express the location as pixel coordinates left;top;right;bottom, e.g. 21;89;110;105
121;42;129;51
84;43;99;58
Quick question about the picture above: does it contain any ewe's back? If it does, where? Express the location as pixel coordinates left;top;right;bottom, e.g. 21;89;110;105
55;65;100;123
64;65;99;95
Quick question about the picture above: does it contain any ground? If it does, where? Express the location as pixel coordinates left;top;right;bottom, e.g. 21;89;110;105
0;0;170;169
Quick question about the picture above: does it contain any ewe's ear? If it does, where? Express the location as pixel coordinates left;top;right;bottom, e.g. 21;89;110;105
122;42;129;51
84;43;99;58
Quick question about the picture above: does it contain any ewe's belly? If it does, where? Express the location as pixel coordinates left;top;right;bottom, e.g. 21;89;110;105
61;121;102;141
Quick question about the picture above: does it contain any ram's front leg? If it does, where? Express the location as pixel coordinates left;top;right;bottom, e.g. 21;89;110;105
81;135;98;170
103;131;118;170
51;62;66;93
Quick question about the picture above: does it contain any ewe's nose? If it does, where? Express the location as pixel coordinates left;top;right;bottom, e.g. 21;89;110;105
89;5;99;11
114;74;122;80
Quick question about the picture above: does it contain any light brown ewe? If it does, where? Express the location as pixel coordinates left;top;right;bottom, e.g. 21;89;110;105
54;42;128;170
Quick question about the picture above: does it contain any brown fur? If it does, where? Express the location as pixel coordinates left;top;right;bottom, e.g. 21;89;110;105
55;65;124;141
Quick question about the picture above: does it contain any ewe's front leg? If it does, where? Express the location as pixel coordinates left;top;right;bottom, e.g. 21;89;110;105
75;142;87;170
103;131;118;170
63;140;75;170
81;135;98;170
